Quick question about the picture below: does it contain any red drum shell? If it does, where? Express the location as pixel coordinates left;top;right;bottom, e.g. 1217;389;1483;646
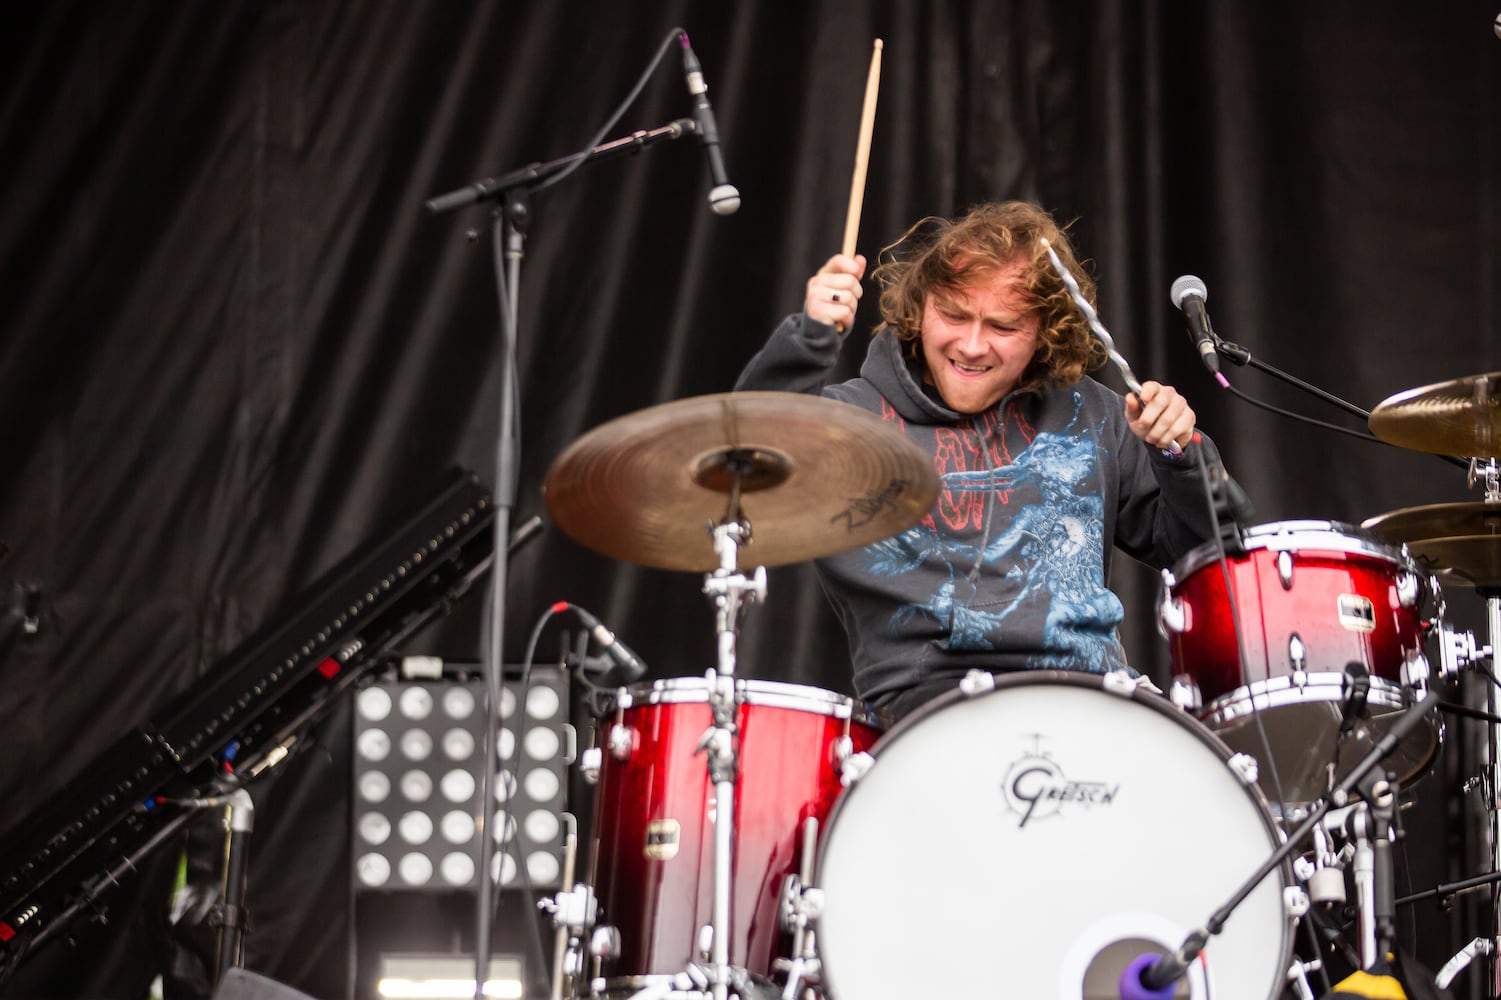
1166;521;1438;806
587;679;883;991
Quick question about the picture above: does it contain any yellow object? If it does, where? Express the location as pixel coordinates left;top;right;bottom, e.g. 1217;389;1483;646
1331;969;1407;999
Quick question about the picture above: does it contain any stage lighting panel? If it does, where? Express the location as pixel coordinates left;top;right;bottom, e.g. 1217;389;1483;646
352;670;571;893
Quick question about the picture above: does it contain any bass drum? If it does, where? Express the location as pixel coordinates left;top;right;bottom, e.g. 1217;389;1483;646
815;671;1295;1000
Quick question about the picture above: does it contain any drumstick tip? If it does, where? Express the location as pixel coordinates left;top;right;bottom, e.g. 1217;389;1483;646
874;39;884;51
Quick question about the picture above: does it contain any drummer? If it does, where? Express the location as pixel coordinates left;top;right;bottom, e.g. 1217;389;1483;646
736;200;1227;720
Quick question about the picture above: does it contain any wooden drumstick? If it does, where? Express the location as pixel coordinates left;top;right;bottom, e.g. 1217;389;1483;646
837;39;883;332
843;39;884;257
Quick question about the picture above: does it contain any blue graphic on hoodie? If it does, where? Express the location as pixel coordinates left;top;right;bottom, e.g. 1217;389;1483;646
869;407;1125;669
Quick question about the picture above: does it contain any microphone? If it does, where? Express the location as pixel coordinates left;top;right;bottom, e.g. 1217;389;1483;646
679;32;741;216
565;604;648;683
1339;661;1371;738
1124;929;1208;997
1169;275;1221;375
1118;952;1180;1000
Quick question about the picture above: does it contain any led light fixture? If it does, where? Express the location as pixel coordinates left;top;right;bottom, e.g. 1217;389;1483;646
352;670;571;892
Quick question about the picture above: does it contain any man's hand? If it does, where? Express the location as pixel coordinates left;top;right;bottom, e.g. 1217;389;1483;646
804;253;867;330
1125;381;1196;452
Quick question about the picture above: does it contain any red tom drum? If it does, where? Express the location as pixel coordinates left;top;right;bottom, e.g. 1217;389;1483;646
1161;520;1441;809
585;678;884;996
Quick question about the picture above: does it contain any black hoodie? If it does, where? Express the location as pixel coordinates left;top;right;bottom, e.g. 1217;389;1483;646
737;313;1223;713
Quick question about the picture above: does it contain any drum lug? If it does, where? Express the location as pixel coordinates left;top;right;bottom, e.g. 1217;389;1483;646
830;734;854;768
1396;570;1420;609
1169;675;1202;712
1156;569;1187;636
1401;650;1431;690
606;723;635;761
1227;752;1260;787
1102;670;1138;697
1283;884;1310;918
959;669;996;696
579;746;602;785
696;923;715;963
840;750;875;787
588;924;620;962
1287;632;1306;675
1276;550;1294;590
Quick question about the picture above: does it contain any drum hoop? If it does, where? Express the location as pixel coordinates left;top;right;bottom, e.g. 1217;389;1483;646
619;676;887;728
1202;672;1409;728
1172;519;1413;581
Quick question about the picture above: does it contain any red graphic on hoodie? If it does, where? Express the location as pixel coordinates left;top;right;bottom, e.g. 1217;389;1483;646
879;398;1036;532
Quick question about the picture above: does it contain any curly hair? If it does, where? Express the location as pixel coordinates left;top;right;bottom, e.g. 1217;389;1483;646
872;201;1107;395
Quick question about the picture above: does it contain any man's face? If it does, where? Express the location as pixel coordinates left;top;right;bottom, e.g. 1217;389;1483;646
919;259;1041;414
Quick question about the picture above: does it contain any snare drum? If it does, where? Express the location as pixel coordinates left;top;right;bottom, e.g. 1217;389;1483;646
586;678;884;996
1161;520;1440;807
815;671;1294;999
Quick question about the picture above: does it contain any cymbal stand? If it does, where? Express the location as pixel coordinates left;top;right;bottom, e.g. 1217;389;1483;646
693;493;767;1000
1455;454;1501;996
1480;586;1501;998
626;475;766;1000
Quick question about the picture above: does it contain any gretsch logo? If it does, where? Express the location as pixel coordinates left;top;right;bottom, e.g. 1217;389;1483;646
1003;739;1119;829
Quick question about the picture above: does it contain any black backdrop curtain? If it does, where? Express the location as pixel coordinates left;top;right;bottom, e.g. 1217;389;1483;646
1;2;1497;997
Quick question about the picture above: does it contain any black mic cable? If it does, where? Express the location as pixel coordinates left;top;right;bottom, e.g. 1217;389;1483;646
1168;274;1471;469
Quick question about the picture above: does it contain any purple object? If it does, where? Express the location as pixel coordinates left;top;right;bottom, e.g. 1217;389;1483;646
1118;953;1180;1000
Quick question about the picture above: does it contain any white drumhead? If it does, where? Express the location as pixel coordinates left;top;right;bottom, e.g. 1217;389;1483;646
815;673;1292;1000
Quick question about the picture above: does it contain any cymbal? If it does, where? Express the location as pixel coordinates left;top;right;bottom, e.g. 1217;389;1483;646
1361;501;1501;588
1368;372;1501;458
542;392;940;572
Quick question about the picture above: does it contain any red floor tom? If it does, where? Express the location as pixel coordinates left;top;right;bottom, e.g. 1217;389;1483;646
585;678;884;996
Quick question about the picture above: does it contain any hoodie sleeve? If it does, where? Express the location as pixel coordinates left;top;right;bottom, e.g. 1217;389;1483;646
1112;422;1228;570
734;313;846;395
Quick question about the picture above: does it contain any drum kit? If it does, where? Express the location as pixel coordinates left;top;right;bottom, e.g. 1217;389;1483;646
531;374;1501;1000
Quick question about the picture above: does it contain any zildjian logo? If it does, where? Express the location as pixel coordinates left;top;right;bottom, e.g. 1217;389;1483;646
1002;736;1121;829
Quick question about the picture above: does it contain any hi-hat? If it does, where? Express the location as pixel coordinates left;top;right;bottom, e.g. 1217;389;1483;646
542;392;940;572
1361;501;1501;588
1368;372;1501;458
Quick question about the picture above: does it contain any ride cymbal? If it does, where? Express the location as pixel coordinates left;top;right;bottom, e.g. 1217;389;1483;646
1361;501;1501;588
1368;372;1501;458
542;392;940;572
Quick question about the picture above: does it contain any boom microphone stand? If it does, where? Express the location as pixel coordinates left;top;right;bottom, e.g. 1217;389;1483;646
425;117;700;1000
